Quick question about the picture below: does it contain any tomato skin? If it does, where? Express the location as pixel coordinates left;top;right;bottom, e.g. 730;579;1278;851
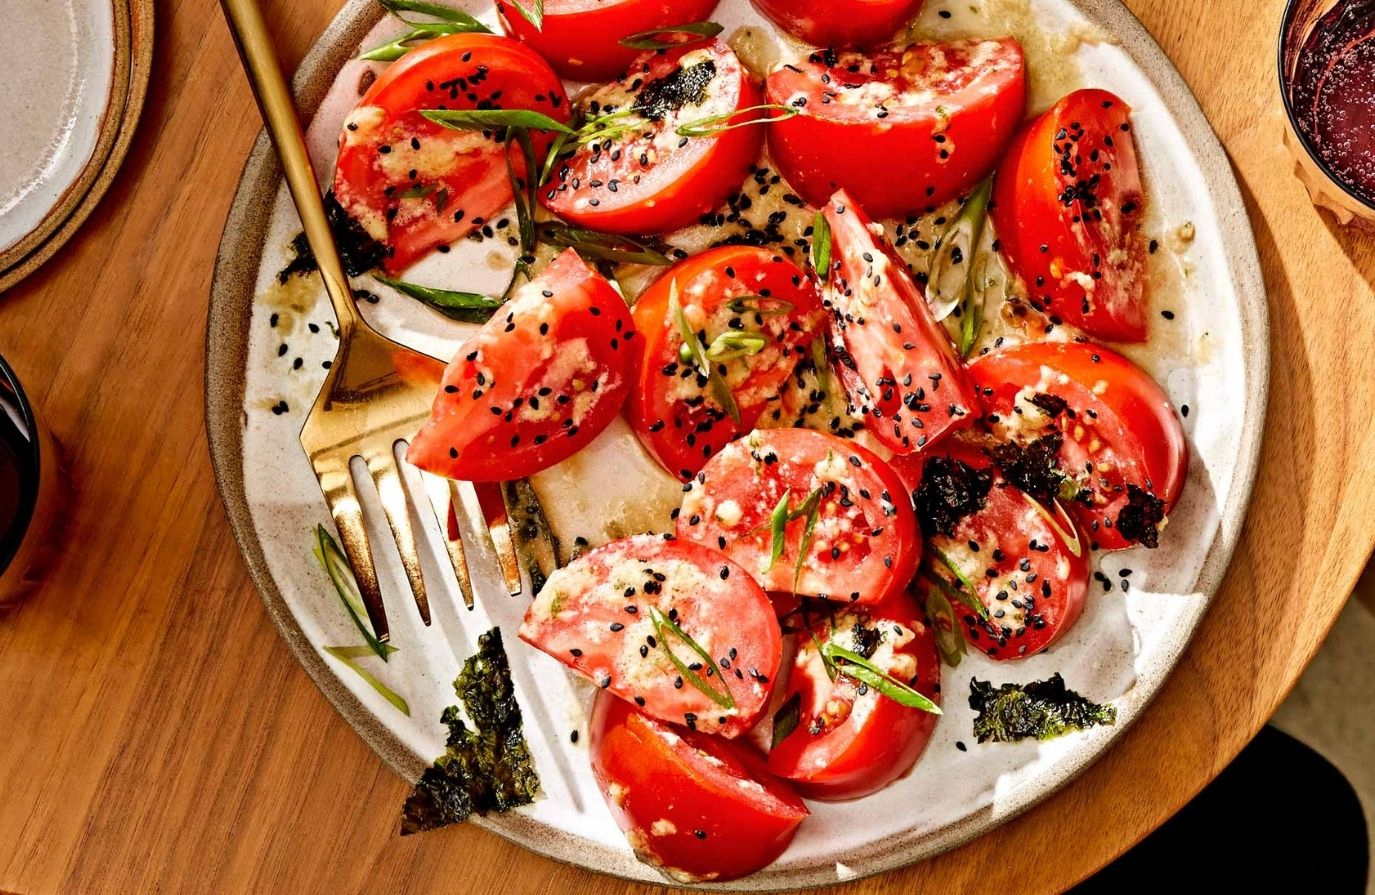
766;39;1027;218
992;88;1149;342
543;40;764;235
750;0;925;48
892;446;1090;659
497;0;722;82
407;250;635;482
766;593;941;800
968;341;1187;551
678;428;921;607
590;694;808;884
822;190;980;455
334;34;569;274
628;247;823;480
519;535;782;737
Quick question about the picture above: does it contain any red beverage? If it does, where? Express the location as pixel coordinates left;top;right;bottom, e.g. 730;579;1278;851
0;358;67;609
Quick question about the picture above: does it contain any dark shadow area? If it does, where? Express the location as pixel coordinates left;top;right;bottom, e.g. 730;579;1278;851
1073;726;1369;893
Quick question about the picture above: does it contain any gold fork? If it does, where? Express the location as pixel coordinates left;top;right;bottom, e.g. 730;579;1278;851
221;0;522;641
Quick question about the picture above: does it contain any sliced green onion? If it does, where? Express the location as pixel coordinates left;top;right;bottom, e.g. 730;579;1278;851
398;182;437;200
1022;493;1084;558
313;526;391;661
929;546;990;621
421;108;574;134
822;643;942;715
670;281;741;424
323;645;410;714
619;20;724;50
648;606;736;710
676;104;799;137
361;22;486;62
373;274;503;324
809;335;832;396
507;0;544;29
771;692;802;749
725;295;795;317
791;488;822;594
811;211;832;283
926;178;992;324
923;583;966;667
705;331;767;362
380;0;489;27
764;489;792;573
538;223;672;266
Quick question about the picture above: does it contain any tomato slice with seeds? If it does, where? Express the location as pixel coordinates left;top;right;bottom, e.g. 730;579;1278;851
333;34;569;274
967;340;1188;551
749;0;926;49
628;246;823;480
407;250;636;482
766;593;941;800
992;88;1150;342
542;39;764;235
821;190;979;455
590;693;808;884
891;445;1090;660
520;535;781;737
496;0;722;83
766;39;1027;218
677;428;920;606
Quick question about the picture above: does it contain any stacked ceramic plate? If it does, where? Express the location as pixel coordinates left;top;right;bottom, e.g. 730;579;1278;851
0;0;154;293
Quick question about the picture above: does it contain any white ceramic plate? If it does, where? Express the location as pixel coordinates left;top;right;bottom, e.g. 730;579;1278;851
207;0;1268;888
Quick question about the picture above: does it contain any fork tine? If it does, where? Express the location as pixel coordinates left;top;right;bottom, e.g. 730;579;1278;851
316;460;390;643
473;480;523;596
367;448;432;625
440;480;476;609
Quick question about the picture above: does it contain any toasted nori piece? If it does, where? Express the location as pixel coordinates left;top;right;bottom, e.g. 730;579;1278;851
401;628;540;835
914;456;993;538
276;191;388;284
969;673;1116;744
988;433;1067;504
1115;484;1168;549
632;60;717;121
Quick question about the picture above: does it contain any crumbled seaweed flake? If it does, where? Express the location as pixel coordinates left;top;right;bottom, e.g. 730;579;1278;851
1028;392;1068;418
988;433;1067;504
632;60;716;121
851;619;882;659
969;674;1116;744
914;457;993;537
400;629;539;835
1115;484;1167;548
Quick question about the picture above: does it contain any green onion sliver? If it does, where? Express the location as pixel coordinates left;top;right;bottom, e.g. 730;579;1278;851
822;643;941;714
648;606;736;710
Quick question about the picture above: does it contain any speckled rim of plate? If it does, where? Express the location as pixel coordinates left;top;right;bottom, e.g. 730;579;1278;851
0;0;154;294
206;0;1270;888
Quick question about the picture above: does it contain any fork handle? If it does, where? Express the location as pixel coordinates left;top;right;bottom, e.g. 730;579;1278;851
220;0;364;337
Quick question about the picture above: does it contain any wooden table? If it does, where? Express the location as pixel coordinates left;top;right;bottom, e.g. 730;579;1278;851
1;0;1370;892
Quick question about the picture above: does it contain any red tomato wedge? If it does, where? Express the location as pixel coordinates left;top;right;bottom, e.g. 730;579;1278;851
821;190;979;454
766;594;941;800
678;428;920;606
497;0;722;82
628;247;823;480
334;34;569;274
543;39;764;234
766;39;1027;217
892;446;1090;660
968;341;1188;551
750;0;926;49
519;535;782;737
590;694;808;884
992;88;1149;342
407;250;635;482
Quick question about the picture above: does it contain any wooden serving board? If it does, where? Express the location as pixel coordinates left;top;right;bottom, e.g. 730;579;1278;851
0;0;1369;892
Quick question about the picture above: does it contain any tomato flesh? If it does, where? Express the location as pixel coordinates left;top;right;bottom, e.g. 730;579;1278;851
766;593;941;799
497;0;721;82
333;34;569;274
678;428;920;606
590;693;808;883
821;190;979;454
767;39;1027;217
407;250;636;482
750;0;925;49
968;340;1188;551
992;88;1150;342
628;246;823;480
543;39;764;234
519;535;781;737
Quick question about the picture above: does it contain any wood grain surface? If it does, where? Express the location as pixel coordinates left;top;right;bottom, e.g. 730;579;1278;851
0;1;1371;892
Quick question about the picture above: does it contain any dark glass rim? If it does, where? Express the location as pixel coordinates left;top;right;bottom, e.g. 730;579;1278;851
0;355;40;578
1277;0;1375;214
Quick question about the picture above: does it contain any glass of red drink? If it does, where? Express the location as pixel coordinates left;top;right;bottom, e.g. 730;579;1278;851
0;356;68;609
